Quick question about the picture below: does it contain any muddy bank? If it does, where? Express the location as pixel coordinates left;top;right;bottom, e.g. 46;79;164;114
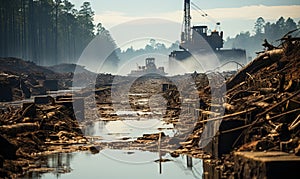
0;58;61;101
0;58;98;102
1;34;300;178
87;34;300;178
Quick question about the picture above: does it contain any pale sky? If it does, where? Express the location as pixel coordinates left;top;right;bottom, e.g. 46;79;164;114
70;0;300;49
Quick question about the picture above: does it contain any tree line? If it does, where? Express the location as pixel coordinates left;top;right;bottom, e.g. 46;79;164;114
0;0;117;66
1;1;299;67
224;17;300;58
120;17;300;63
118;39;180;63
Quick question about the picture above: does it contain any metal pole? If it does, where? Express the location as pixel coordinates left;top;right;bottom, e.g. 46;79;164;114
187;155;193;168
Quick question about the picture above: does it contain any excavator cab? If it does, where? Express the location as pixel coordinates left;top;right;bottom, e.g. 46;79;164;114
192;26;224;50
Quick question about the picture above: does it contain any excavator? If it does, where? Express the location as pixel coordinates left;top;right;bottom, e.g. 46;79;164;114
169;0;247;73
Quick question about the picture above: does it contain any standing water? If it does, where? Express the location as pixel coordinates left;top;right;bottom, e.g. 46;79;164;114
37;150;202;179
23;89;204;178
28;118;203;178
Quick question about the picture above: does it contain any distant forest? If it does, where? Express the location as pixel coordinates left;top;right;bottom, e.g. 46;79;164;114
117;39;180;64
1;1;299;66
224;17;300;58
119;17;300;62
0;0;117;66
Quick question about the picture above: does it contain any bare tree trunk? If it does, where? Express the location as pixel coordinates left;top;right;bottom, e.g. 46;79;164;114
54;1;58;65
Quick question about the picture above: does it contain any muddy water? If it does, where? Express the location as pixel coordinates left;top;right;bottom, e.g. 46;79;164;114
33;118;203;178
38;150;202;179
83;119;176;142
21;89;203;178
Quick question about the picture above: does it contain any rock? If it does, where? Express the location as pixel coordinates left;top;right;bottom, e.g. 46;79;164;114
121;137;131;140
170;152;180;158
89;146;100;154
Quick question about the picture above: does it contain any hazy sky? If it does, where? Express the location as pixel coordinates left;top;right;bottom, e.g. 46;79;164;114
70;0;300;49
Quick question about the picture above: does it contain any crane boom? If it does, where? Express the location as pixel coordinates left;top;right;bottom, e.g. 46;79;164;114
169;0;247;74
182;0;191;43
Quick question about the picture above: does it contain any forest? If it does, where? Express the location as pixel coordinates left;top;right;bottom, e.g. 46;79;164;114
119;17;300;63
224;17;300;58
0;0;114;66
1;0;299;67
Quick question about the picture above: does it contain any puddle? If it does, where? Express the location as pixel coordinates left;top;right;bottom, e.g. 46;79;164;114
34;149;203;179
16;90;201;178
114;110;152;116
82;119;176;142
29;118;204;178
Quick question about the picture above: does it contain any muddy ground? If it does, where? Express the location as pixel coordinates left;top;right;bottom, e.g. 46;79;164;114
1;35;300;178
76;35;300;178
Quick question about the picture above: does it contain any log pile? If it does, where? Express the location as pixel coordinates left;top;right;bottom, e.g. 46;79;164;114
0;58;57;101
0;102;87;178
198;33;300;178
225;35;300;154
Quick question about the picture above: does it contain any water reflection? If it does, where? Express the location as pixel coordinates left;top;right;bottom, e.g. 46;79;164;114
25;153;74;179
81;119;175;142
48;153;73;177
26;100;200;178
35;150;202;179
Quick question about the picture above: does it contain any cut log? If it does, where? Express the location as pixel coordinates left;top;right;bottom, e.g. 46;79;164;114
0;123;39;136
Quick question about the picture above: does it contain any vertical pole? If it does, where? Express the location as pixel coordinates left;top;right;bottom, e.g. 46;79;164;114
158;132;162;174
187;155;193;168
